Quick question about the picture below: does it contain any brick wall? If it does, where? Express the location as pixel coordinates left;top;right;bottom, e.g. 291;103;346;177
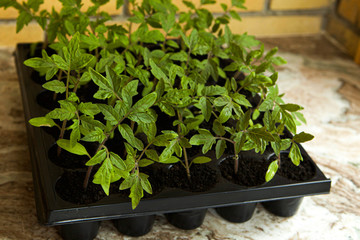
0;0;333;46
326;0;360;63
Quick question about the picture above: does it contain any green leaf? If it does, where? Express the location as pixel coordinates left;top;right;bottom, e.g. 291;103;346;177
145;149;159;162
149;59;168;82
218;105;232;123
272;56;287;65
46;107;75;121
158;102;175;116
42;80;66;93
81;127;106;143
97;104;120;125
202;85;227;96
110;152;127;170
199;97;212;122
214;96;230;107
252;109;260;120
138;159;154;167
289;143;302;166
64;20;75;35
16;11;32;33
57;139;89;156
265;160;278;182
293;132;314;143
120;174;136;190
139;173;152;194
215;139;226;159
170;51;188;62
52;55;69;70
159;155;180;164
283;111;297;134
189;29;199;50
232;93;252;107
93;157;112;195
212;120;225;136
86;149;107;166
129;176;144;209
29;117;57;128
248;127;275;142
129;112;155;124
132;92;157;113
229;10;241;21
280;104;303;112
78;102;100;116
89;67;113;92
70;124;80;147
118;124;144;151
192;156;212;164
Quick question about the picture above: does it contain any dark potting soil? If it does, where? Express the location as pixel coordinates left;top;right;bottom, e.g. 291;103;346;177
48;142;98;169
55;170;106;204
36;91;62;110
166;163;218;192
270;153;316;181
219;156;268;187
30;70;47;85
110;164;166;198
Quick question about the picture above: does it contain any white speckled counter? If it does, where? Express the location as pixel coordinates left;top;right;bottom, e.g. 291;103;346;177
0;35;359;240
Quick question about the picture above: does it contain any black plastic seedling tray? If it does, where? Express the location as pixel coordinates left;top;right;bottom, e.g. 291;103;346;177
15;43;331;229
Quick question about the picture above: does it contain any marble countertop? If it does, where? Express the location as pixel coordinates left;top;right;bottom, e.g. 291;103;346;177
0;35;359;240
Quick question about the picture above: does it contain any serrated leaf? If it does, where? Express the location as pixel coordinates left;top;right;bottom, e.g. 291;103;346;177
98;104;120;124
57;139;89;156
42;80;66;93
129;176;143;209
265;160;278;182
110;152;126;170
81;127;106;143
93;157;112;195
52;55;69;70
78;102;100;116
86;149;107;166
145;149;159;162
139;173;152;194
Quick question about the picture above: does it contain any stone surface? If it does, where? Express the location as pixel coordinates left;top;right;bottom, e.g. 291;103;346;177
0;35;360;239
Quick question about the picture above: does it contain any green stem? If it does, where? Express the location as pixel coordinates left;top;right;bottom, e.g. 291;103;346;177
83;114;129;189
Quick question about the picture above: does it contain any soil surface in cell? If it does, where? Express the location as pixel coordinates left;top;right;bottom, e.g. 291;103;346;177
219;156;268;187
272;153;316;181
166;163;219;192
56;170;106;204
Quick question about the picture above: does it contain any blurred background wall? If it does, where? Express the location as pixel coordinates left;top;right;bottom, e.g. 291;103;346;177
1;0;359;63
